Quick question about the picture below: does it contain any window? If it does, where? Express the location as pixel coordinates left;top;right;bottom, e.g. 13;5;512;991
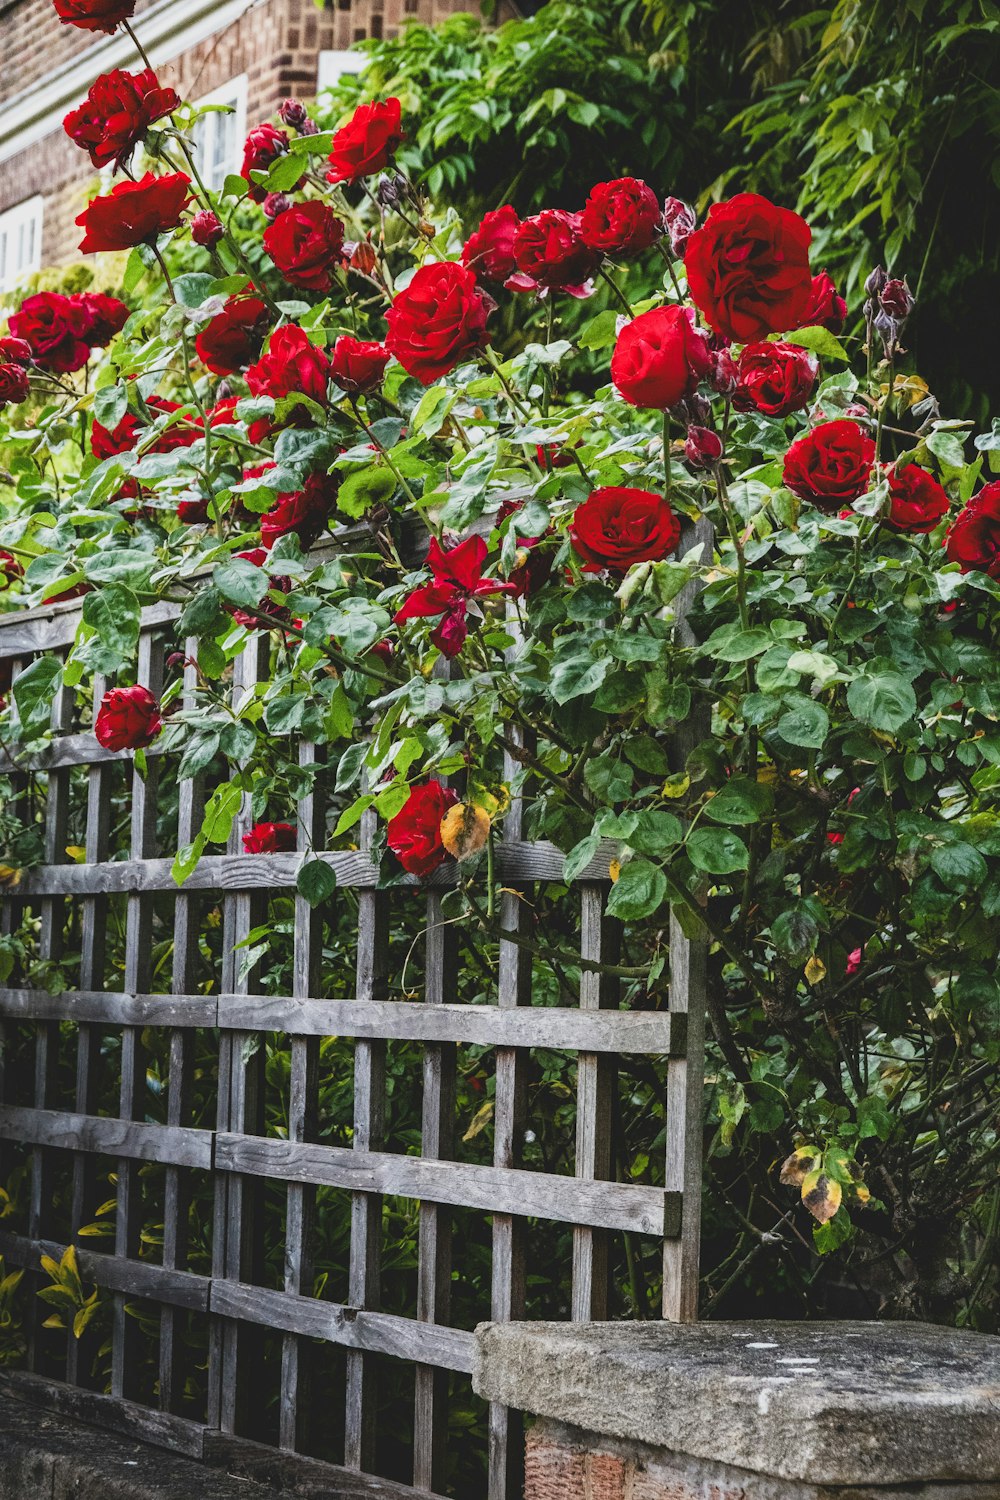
191;75;247;194
0;196;43;294
317;50;365;91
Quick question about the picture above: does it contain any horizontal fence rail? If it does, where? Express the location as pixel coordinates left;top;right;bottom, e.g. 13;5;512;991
0;546;708;1500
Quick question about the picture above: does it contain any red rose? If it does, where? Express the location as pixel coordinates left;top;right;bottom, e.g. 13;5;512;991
191;210;224;248
76;171;190;252
330;335;390;395
0;364;30;407
386;781;459;877
945;482;1000;578
241;123;295;202
246;323;331;403
393;534;515;658
94;684;162;750
800;269;847;334
385;261;491;385
263;202;345;293
733;341;818;417
885;463;950;534
64;69;179;170
0;550;24;586
92;396;201;461
662;197;696;257
611;304;711;411
242;821;297;854
52;0;135;32
0;337;31;365
9;293;88;373
580;178;660;258
684;425;723;469
462;205;520;284
570;487;681;573
195;294;271;375
326;98;404;183
511;210;600;293
685;193;812;343
260;473;337;551
782;419;875;511
77;292;129;346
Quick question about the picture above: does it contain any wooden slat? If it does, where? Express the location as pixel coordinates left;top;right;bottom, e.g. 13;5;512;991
0;988;218;1027
344;804;388;1473
0;729;170;774
0;1368;207;1458
203;1430;447;1500
210;1281;474;1374
0;1231;210;1312
215;1133;675;1236
0;1105;213;1167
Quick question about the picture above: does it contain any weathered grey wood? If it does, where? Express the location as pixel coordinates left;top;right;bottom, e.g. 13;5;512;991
279;739;323;1452
113;630;163;1400
215;1133;676;1236
413;891;457;1493
14;838;619;897
571;888;618;1322
0;1230;210;1312
217;994;680;1054
161;642;204;1414
0;728;171;774
0;598;184;661
203;1430;447;1500
210;1280;475;1373
0;1105;213;1166
0;988;218;1027
345;803;388;1473
0;1368;207;1458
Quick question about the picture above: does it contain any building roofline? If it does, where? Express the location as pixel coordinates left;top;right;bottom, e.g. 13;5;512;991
0;0;257;166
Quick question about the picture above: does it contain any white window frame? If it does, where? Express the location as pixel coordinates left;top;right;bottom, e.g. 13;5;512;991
317;51;366;92
191;74;248;194
0;195;43;295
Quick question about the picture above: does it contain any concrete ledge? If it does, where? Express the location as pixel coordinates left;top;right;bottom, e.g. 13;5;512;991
473;1320;1000;1489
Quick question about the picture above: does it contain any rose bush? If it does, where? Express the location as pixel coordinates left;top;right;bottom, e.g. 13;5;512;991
1;3;999;1335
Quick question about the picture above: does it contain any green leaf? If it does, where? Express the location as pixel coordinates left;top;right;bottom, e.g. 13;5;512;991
703;776;773;825
171;272;217;308
771;908;820;961
856;1094;892;1141
201;781;243;845
296;858;337;907
93;383;128;431
12;655;63;737
265;151;308;191
930;841;988;891
332;794;374;838
777;698;830;749
549;652;608;704
704;624;773;662
847;673;917;733
80;583;140;673
563;833;601;881
213;558;264;610
335;742;368;792
578;309;618;350
584;753;634;802
337;465;397;519
606;860;667;920
172;835;206;887
627;809;684;855
687;827;749;874
785;325;849;361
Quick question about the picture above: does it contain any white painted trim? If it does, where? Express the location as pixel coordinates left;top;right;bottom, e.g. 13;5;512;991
0;194;44;293
0;0;257;167
317;49;365;91
191;72;247;191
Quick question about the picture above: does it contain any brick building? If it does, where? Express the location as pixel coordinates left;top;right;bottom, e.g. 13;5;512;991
0;0;502;286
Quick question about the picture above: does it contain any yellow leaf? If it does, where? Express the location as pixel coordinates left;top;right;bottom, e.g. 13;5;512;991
462;1100;494;1143
661;773;690;799
0;865;22;890
608;858;621;882
855;1182;871;1205
801;1170;842;1224
440;802;491;862
64;846;87;864
42;1315;65;1330
779;1145;820;1187
805;955;826;986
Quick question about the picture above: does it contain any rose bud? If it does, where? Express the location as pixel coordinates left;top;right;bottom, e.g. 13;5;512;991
191;209;224;248
0;363;30;408
685;426;723;469
879;277;914;321
662;196;697;257
864;265;887;299
330;335;391;395
375;170;408;209
278;98;309;131
242;821;297;854
800;269;847;334
262;191;292;221
94;684;163;751
0;337;33;366
240;122;295;202
368;639;394;665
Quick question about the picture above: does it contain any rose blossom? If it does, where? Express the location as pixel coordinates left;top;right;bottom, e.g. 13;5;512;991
462;206;521;284
195;294;271;376
260;473;338;552
662;197;697;257
242;821;297;854
511;210;600;294
78;292;129;346
393;534;515;658
94;685;163;751
884;464;950;534
63;69;179;170
782;419;876;511
386;781;459;877
326;98;404;183
611;304;711;410
733;341;818;417
76;171;190;252
0;364;30;407
246;323;331;403
330;336;390;395
52;0;135;32
240;123;295;201
0;337;31;365
0;549;24;586
385;261;491;384
945;482;1000;578
191;210;224;248
570;487;681;573
685;192;812;343
800;269;847;334
263;202;345;293
580;178;660;258
9;291;124;374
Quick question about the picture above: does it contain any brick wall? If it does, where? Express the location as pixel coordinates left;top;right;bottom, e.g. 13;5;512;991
0;0;502;268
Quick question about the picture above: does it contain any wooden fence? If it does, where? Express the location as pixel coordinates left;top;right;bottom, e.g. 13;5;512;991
0;535;707;1499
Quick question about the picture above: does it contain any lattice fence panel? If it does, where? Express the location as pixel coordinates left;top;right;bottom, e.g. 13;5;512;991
0;569;707;1500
